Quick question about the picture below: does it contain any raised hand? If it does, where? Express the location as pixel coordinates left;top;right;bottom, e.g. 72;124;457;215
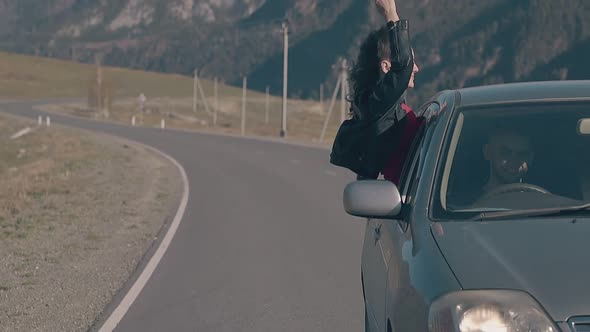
375;0;399;22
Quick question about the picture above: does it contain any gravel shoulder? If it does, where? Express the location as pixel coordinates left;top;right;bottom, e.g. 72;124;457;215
0;113;183;332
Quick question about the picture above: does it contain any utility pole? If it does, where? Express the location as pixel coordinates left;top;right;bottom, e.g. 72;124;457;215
340;58;348;123
280;21;289;138
193;68;198;113
320;83;324;114
319;74;343;143
96;57;103;113
213;77;218;126
196;74;211;115
265;85;270;125
241;76;247;136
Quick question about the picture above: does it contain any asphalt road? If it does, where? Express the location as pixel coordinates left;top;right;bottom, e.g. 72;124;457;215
1;101;365;332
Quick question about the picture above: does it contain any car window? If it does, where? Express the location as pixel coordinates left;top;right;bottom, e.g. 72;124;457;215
399;103;440;203
432;101;590;220
400;139;422;205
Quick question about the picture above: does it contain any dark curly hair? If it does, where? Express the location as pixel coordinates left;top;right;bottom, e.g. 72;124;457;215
349;27;392;107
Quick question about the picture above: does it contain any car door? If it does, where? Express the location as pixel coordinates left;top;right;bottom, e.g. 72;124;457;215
361;102;437;332
362;216;388;331
382;103;440;332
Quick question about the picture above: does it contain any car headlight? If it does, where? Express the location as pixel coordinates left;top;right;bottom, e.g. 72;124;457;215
428;290;559;332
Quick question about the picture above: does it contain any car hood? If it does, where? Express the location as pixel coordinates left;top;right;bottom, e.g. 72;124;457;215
432;218;590;322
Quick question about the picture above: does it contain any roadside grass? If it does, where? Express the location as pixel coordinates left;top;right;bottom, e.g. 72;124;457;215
0;51;242;99
0;51;343;144
0;96;185;331
0;114;98;240
38;96;342;143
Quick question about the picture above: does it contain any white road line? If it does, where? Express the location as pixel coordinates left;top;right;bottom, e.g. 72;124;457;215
98;144;190;332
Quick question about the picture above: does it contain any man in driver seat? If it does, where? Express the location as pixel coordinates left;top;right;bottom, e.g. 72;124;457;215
481;127;535;194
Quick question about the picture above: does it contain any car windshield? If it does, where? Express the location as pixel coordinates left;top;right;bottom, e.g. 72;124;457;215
433;101;590;220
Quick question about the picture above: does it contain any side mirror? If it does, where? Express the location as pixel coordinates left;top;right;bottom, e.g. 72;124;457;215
343;180;402;219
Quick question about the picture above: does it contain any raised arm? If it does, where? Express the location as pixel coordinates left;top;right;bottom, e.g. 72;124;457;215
375;0;400;23
368;0;414;122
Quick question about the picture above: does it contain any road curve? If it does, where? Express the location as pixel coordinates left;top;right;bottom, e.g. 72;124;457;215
0;101;364;332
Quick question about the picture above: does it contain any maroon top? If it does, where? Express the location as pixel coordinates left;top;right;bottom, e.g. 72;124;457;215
381;103;423;185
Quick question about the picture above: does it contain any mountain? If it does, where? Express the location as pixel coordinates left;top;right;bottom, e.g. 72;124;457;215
0;0;589;104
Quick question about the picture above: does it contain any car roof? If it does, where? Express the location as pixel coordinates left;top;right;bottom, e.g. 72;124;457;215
454;80;590;107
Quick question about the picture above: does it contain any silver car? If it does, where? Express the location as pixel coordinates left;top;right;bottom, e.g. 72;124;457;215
344;81;590;332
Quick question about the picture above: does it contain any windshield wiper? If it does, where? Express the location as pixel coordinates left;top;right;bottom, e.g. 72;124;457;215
470;202;590;221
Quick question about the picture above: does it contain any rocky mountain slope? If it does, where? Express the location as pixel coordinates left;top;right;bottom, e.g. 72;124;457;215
1;0;589;102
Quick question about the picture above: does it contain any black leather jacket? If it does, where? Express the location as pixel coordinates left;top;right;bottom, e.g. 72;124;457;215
330;19;415;180
355;19;415;179
355;19;414;129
